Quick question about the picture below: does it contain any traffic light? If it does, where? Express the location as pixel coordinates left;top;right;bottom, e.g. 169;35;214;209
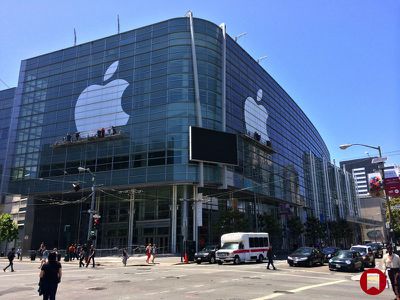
93;217;100;230
72;183;81;192
89;231;96;241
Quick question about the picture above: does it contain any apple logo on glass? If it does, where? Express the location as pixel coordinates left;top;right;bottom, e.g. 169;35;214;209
244;89;270;142
74;61;129;133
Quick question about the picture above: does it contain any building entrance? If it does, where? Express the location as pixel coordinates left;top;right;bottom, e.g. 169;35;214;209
137;219;170;253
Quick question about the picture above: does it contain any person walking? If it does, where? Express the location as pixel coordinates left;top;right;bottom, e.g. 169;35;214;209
266;246;276;270
86;245;96;268
151;244;157;264
78;247;86;268
16;248;22;260
122;248;129;267
38;242;45;260
382;246;400;298
40;247;50;269
145;243;152;264
39;251;62;300
3;248;16;272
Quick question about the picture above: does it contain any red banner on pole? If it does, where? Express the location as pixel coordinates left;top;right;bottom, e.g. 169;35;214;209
384;177;400;198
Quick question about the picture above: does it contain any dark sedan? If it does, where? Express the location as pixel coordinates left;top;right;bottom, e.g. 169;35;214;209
322;247;340;262
329;250;364;272
287;247;325;267
194;245;220;264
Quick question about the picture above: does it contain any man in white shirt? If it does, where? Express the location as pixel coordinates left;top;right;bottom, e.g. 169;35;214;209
382;246;400;298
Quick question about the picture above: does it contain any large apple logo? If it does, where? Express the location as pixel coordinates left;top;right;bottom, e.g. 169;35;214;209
74;60;130;133
244;89;270;141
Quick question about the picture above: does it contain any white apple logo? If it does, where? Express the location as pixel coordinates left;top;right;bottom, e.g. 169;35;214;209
74;61;130;133
244;89;270;141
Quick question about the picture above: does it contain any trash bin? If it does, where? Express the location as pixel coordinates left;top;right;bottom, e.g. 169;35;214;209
30;251;36;261
64;254;69;262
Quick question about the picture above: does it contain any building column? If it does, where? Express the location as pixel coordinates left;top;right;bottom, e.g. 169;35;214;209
193;185;199;252
171;185;177;253
344;171;354;217
323;158;333;221
309;152;320;218
187;11;203;187
219;22;227;189
334;166;345;219
127;189;135;253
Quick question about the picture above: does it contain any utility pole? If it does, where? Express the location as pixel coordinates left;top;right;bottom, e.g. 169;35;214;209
340;143;393;244
78;167;96;243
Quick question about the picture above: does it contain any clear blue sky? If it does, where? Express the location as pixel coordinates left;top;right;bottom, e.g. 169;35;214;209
1;0;399;166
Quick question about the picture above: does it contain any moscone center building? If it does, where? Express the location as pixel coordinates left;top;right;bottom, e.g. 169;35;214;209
0;15;368;253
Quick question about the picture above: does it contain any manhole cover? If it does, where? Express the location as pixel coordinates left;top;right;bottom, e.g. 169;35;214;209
273;291;294;294
242;276;262;279
164;276;181;279
113;280;131;283
136;268;151;271
87;287;107;291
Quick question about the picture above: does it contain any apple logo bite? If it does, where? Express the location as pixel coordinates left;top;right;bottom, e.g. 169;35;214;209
244;89;270;142
74;60;130;133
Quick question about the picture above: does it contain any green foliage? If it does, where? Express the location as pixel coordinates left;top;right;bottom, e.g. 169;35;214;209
388;198;400;238
287;216;304;238
258;214;282;248
0;214;19;243
287;216;304;249
328;219;352;246
216;209;251;236
304;217;324;246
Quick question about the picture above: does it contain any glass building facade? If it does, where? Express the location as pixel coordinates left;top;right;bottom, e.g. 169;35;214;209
0;88;16;202
3;16;361;252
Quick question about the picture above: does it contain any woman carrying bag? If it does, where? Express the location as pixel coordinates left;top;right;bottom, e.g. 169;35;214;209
39;251;62;300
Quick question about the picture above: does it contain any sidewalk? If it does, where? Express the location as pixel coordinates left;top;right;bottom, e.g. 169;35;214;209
0;254;194;267
62;254;186;267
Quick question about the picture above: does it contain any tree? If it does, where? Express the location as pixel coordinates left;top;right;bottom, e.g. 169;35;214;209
328;219;352;248
215;209;251;236
287;216;304;249
304;217;325;246
388;197;400;240
0;214;19;249
259;214;282;248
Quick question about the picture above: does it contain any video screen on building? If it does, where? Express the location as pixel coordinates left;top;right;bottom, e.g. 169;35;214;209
189;126;238;165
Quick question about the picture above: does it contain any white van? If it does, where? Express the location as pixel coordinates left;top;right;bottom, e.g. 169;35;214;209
215;232;270;265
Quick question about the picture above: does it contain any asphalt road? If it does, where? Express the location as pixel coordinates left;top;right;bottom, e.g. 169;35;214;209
0;257;394;299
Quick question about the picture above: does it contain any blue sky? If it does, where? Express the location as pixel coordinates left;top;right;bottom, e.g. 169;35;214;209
0;0;399;166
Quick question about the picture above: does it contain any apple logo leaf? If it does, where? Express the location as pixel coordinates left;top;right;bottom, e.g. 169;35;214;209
103;61;119;82
256;89;263;102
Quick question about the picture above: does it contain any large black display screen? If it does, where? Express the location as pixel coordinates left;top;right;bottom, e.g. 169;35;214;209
189;126;238;165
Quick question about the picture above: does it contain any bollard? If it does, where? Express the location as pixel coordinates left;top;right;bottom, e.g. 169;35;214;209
184;253;188;264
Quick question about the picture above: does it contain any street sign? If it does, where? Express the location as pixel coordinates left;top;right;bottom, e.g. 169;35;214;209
386;222;390;229
371;157;387;164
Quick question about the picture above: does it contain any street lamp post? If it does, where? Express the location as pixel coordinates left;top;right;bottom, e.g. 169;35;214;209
339;143;393;244
78;167;96;242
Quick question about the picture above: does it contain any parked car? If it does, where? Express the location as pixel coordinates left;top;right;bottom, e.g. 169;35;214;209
366;243;383;258
329;250;364;272
287;247;324;267
322;247;340;262
350;245;375;267
194;245;220;264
